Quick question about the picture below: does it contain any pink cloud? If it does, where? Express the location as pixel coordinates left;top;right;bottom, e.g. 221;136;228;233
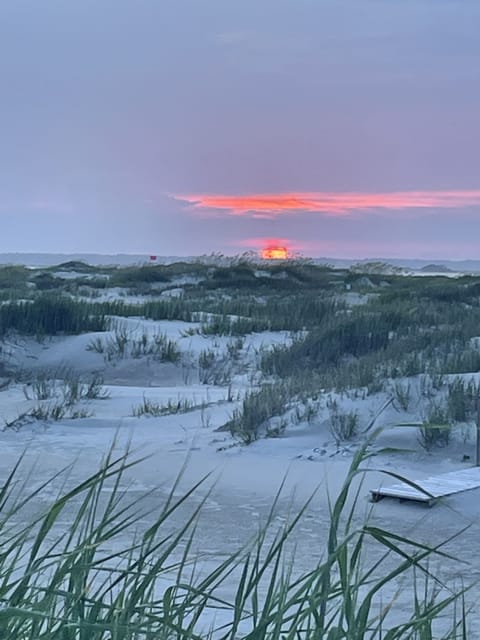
173;190;480;218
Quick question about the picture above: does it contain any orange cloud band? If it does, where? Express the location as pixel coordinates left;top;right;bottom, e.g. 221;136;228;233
174;190;480;217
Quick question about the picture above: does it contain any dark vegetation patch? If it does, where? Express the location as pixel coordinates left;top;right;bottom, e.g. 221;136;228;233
31;273;65;291
0;296;106;336
109;265;171;287
49;260;99;273
0;266;30;300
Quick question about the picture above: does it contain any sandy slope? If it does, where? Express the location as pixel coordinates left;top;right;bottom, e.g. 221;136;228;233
1;320;480;634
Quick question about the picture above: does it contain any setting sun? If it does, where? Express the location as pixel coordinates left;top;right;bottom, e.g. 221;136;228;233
261;245;289;260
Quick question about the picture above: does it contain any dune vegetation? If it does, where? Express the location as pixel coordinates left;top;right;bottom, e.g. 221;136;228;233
1;257;480;636
0;437;470;639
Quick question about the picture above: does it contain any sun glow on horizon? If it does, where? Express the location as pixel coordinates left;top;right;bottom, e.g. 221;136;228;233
261;245;289;260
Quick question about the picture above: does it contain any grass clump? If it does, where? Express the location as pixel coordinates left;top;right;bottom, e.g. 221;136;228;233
223;382;293;444
0;265;30;300
4;403;92;430
199;315;270;336
0;295;107;336
391;380;412;412
131;396;167;417
327;399;360;445
131;395;198;417
29;402;92;421
109;265;170;288
87;329;181;363
446;377;479;423
22;370;109;403
0;439;471;638
418;403;453;451
7;370;109;429
198;348;235;385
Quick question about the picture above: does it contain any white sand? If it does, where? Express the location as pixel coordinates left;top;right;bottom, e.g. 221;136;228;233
1;318;480;634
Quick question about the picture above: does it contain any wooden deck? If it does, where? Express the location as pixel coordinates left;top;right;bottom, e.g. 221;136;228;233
370;467;480;506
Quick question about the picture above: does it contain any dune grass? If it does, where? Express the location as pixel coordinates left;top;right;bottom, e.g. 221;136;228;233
0;295;107;336
0;436;471;639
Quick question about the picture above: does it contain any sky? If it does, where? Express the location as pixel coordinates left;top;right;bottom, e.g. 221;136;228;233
1;0;480;259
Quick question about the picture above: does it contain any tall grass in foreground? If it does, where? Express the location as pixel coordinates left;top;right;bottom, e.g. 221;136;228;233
0;438;471;639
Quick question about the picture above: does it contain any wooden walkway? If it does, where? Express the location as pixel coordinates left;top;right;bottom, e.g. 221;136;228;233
370;467;480;506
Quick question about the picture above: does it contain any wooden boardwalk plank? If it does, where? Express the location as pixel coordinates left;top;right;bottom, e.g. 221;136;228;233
371;467;480;506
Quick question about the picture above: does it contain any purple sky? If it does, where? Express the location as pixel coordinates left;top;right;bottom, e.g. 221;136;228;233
1;0;479;258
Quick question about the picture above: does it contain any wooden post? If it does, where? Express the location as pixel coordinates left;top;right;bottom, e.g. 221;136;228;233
476;395;480;467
